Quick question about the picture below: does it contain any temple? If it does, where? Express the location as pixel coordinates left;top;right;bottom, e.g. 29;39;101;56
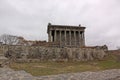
47;23;86;47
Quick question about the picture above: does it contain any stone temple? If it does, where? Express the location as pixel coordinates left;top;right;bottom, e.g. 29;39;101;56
0;23;108;63
47;23;86;47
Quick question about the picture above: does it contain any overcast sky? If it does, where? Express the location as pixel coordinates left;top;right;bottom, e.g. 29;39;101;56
0;0;120;49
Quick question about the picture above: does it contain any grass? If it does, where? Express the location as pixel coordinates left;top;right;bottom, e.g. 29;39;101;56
10;54;120;76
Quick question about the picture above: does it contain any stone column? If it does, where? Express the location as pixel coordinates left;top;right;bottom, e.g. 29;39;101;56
74;31;76;46
64;30;66;46
81;32;85;46
54;30;57;42
80;32;83;46
49;30;52;42
83;32;85;46
82;32;84;39
60;30;61;46
69;31;71;46
79;31;81;46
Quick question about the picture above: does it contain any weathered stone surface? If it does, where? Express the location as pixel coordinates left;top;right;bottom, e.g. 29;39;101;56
27;47;106;61
0;43;108;63
1;46;107;62
37;69;120;80
0;68;36;80
0;68;120;80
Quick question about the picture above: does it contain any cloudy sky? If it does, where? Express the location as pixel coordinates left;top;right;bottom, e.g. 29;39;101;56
0;0;120;49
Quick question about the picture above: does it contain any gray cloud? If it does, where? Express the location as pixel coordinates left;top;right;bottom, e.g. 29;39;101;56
0;0;120;49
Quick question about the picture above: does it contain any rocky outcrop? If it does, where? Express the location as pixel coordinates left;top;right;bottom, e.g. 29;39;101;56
0;68;36;80
37;69;120;80
0;68;120;80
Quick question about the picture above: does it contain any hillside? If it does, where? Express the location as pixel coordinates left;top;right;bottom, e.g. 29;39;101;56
9;50;120;76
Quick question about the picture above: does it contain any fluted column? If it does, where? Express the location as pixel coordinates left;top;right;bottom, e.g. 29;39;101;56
81;32;85;46
69;31;71;46
60;30;61;46
74;31;76;46
80;31;83;46
64;30;66;46
49;30;52;42
54;30;56;42
83;32;85;46
79;31;81;46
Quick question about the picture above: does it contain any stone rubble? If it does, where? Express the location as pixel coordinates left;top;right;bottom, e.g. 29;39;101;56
0;68;120;80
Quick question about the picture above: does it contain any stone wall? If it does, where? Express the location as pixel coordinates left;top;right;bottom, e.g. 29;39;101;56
28;47;106;61
0;45;107;62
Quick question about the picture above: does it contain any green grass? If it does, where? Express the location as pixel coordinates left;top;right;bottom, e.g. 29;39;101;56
10;54;120;76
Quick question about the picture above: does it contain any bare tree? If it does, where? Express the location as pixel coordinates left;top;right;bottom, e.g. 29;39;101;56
0;34;20;45
0;34;21;65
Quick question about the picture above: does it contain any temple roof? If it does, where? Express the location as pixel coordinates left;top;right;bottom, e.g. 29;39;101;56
47;23;86;33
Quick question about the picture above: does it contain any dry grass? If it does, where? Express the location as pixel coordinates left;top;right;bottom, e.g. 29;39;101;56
10;54;120;76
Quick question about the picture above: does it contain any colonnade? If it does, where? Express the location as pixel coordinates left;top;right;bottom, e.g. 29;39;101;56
48;30;85;47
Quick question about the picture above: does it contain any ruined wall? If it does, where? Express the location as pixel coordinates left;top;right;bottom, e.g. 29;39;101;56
1;45;107;62
28;47;106;61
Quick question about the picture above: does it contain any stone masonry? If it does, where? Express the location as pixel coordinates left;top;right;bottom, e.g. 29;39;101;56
0;45;107;62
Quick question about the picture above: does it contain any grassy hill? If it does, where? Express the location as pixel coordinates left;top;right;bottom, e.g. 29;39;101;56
10;51;120;76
